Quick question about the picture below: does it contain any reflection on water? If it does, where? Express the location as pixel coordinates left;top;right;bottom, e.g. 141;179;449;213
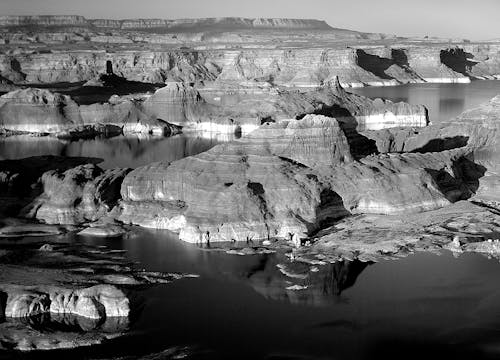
7;312;129;333
55;229;500;360
243;256;370;306
2;82;499;170
352;80;500;124
0;132;230;169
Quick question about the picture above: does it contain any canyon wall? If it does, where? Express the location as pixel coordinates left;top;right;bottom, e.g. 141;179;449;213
1;44;498;87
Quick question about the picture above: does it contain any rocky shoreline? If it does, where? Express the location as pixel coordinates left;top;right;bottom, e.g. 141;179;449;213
1;15;500;355
1;83;498;249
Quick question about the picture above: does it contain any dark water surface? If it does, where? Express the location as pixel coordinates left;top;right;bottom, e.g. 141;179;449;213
3;82;500;359
11;229;500;360
0;133;228;169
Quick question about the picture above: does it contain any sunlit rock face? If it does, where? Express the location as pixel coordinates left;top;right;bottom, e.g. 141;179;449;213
48;285;130;319
117;97;484;243
3;285;129;319
356;95;500;206
326;150;482;215
0;283;130;350
0;88;181;137
139;78;428;135
437;96;500;204
1;42;499;86
0;79;421;138
0;88;81;133
23;164;130;224
119;114;353;242
143;81;206;125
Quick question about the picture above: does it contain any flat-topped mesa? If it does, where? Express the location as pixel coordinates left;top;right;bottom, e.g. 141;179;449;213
0;16;332;31
103;17;333;31
0;15;88;27
118;114;354;242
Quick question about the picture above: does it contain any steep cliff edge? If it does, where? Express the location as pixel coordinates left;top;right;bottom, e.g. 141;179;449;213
1;44;498;87
115;115;478;243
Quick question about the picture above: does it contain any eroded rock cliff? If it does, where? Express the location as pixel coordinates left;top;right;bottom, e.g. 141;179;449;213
1;44;498;87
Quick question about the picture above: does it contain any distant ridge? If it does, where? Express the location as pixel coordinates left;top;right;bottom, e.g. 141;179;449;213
0;15;333;31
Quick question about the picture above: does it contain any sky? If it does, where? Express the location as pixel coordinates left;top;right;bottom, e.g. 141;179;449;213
0;0;499;40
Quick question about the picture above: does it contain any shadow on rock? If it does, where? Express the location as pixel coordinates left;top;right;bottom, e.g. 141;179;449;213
426;156;487;202
411;136;469;153
298;103;379;159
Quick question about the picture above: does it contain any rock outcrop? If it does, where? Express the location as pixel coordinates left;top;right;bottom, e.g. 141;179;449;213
325;150;482;215
0;88;182;137
0;80;427;137
116;109;480;243
23;164;130;224
118;114;353;242
3;284;129;319
0;156;103;217
0;88;82;133
1;43;498;87
365;95;500;205
140;79;428;135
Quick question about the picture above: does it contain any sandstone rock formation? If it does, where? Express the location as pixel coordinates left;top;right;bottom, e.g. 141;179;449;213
0;155;102;217
118;114;353;242
1;43;498;87
116;105;480;243
365;95;500;205
140;78;428;136
23;164;130;224
0;80;427;137
0;88;182;137
0;226;199;351
3;284;129;319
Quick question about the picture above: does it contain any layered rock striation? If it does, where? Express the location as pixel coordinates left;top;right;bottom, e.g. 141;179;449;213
0;80;428;137
3;284;129;319
0;16;333;31
0;88;182;137
23;164;131;225
1;44;498;87
140;78;428;135
118;114;353;242
116;110;479;243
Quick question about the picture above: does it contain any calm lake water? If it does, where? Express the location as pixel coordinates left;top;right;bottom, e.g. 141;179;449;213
3;81;500;359
351;80;500;125
13;229;500;360
1;81;500;168
0;133;228;169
